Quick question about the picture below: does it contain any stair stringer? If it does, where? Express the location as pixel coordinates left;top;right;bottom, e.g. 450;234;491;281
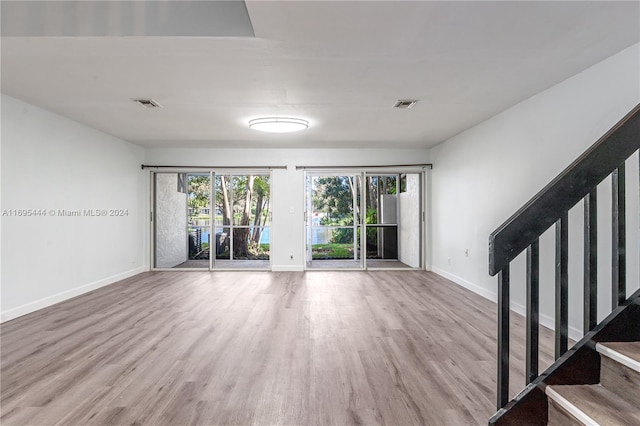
489;290;640;426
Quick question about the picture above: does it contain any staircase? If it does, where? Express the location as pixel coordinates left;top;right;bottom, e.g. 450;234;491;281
545;298;640;425
488;104;640;425
547;343;640;424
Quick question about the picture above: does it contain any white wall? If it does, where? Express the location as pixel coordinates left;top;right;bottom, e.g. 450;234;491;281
399;174;421;268
1;94;147;322
430;43;640;339
155;173;187;268
144;148;431;271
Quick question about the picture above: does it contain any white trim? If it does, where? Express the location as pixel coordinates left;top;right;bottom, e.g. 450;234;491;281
423;170;431;272
1;267;146;323
431;267;583;341
272;265;304;272
366;267;423;271
596;343;640;373
211;268;272;272
431;267;497;302
152;267;208;271
546;386;599;426
306;268;364;271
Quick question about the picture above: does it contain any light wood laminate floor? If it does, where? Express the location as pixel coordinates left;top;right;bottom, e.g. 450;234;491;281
1;271;555;425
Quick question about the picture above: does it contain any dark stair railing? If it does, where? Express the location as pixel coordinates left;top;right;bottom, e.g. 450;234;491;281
488;104;640;411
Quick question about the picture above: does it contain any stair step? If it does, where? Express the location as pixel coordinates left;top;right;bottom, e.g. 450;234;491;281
596;342;640;373
596;341;640;407
546;384;640;425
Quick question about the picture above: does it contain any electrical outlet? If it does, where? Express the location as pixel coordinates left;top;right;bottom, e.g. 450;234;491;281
290;252;294;260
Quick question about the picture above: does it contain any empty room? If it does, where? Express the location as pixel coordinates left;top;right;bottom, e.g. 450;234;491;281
1;1;640;425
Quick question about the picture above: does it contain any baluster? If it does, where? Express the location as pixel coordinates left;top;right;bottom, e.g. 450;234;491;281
526;240;539;384
612;164;626;308
555;213;568;359
497;266;510;409
584;189;597;332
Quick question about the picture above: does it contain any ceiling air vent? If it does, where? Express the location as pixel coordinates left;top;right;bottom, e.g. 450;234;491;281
133;98;161;108
393;99;418;109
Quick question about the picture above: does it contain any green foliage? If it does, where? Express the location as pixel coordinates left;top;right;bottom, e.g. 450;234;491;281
215;175;271;222
366;207;377;224
311;243;354;259
306;174;402;262
310;175;398;247
253;176;270;199
188;175;210;217
330;223;354;244
312;176;356;225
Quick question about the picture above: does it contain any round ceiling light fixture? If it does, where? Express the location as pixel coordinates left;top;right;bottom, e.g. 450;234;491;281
248;117;309;133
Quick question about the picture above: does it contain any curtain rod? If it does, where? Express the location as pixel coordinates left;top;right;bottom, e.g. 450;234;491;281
295;163;432;170
141;164;288;170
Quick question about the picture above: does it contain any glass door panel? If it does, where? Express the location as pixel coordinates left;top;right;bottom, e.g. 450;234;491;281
248;175;271;262
186;173;211;268
365;174;401;268
212;174;271;268
154;173;189;268
153;172;211;269
396;173;422;268
306;174;362;269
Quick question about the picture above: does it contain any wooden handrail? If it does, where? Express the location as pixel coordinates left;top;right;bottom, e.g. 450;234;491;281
489;104;640;276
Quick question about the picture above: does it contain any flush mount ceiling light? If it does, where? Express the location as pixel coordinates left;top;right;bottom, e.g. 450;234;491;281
248;117;309;133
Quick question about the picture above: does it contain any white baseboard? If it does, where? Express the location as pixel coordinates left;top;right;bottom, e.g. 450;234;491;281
1;266;147;323
432;266;497;303
272;265;305;272
431;267;583;341
511;301;583;342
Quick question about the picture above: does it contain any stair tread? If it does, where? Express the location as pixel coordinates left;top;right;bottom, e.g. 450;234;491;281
546;384;640;425
597;341;640;373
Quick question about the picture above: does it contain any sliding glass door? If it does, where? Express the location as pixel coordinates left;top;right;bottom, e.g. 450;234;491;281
304;170;423;270
214;174;271;269
152;171;271;270
305;174;362;269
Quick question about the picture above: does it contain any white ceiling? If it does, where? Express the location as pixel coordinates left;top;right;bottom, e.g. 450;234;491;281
1;1;639;149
